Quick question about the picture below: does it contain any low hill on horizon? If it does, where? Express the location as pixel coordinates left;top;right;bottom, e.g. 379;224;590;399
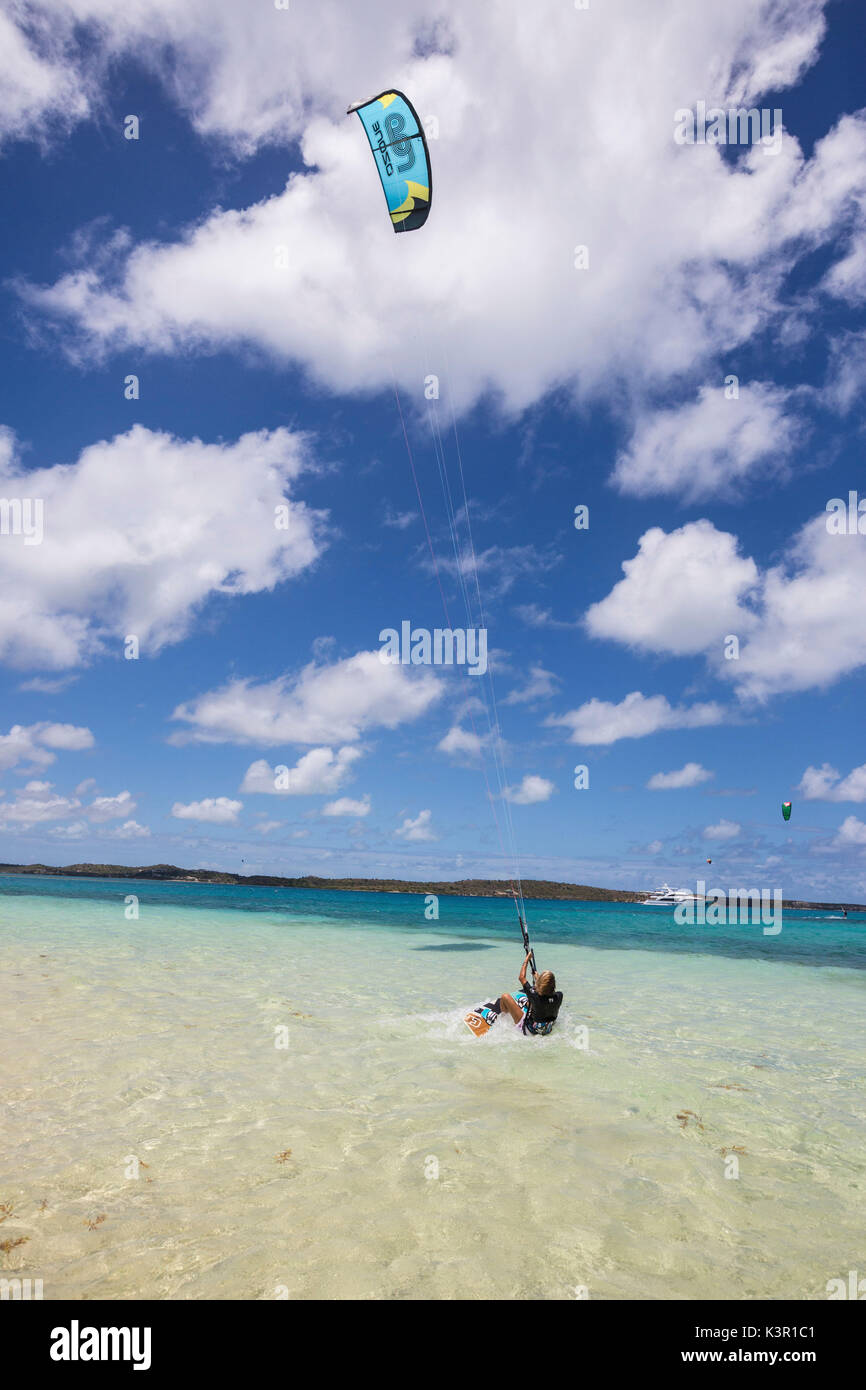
0;862;862;912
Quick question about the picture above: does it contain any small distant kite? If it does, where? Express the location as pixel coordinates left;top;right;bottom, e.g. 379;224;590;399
706;858;712;865
782;801;792;821
348;90;432;233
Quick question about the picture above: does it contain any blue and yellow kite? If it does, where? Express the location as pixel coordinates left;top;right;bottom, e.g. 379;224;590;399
348;90;432;233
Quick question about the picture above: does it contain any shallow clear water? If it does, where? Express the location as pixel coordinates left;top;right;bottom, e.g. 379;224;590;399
1;878;864;1300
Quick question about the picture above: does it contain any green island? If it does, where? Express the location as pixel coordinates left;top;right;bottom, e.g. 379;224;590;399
0;862;861;912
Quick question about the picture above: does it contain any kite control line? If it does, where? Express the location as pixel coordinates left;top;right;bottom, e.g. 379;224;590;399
353;85;537;1004
512;888;537;977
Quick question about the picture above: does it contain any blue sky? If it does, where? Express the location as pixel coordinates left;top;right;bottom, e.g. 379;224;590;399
1;0;865;899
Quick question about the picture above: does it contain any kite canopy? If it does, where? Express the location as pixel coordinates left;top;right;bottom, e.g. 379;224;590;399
348;90;432;233
782;801;792;821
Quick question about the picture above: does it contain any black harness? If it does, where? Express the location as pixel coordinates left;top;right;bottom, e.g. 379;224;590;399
527;986;563;1024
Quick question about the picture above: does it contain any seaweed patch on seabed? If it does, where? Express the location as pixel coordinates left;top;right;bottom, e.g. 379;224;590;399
0;1203;13;1223
676;1110;704;1132
85;1214;106;1231
412;942;496;952
0;1235;29;1253
720;1146;747;1157
275;1149;293;1163
709;1082;752;1091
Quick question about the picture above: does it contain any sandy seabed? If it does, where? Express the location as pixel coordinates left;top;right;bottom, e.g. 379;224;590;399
1;893;864;1300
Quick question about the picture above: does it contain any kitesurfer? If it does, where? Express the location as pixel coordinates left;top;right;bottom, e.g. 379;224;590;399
481;951;563;1036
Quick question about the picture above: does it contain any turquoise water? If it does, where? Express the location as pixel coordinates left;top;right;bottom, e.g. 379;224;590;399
1;876;864;1300
2;873;864;966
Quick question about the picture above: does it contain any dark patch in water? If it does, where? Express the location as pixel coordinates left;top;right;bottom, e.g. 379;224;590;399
413;942;495;952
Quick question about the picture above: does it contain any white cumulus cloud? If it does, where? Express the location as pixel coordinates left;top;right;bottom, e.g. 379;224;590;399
171;797;243;824
505;775;554;805
14;0;864;429
0;7;89;147
586;514;866;701
800;763;866;802
88;790;137;823
0;782;82;826
396;808;436;842
322;796;371;818
835;816;866;846
172;651;441;746
0;425;325;670
437;726;484;758
704;819;741;840
241;746;363;795
723;516;866;700
0;780;141;830
647;763;714;790
111;820;150;838
613;383;801;501
0;722;94;772
548;692;726;746
586;521;758;656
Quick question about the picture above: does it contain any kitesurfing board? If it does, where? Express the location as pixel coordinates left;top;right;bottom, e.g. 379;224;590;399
464;1005;497;1036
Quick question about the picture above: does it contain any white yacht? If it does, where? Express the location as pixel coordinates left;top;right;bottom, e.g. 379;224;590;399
640;883;701;906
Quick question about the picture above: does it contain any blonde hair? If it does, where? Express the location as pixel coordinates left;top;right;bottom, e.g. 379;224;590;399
536;970;556;996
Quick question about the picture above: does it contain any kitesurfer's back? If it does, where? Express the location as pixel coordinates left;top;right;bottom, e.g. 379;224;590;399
476;952;563;1036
